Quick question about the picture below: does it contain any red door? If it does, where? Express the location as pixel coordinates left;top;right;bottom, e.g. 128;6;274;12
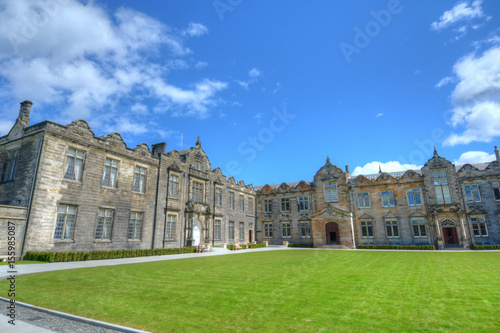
443;228;458;245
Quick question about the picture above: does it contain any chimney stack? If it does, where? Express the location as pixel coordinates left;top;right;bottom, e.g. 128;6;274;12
495;146;499;161
345;165;350;174
19;100;33;127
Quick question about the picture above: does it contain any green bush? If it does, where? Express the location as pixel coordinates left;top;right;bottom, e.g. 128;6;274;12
288;243;314;248
472;244;499;250
358;244;435;250
23;246;198;263
248;243;267;249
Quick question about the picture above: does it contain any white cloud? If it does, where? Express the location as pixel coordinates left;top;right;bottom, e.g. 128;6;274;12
0;0;225;136
130;103;148;115
249;68;261;78
436;76;454;88
183;22;208;37
375;113;384;118
454;151;496;165
443;46;500;146
431;0;485;31
351;161;421;176
0;120;14;134
195;61;208;69
236;80;249;90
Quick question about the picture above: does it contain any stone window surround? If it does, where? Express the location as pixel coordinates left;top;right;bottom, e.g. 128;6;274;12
168;173;181;199
128;211;143;241
360;219;374;238
385;219;399;238
95;207;115;242
411;218;427;238
53;203;78;243
470;215;488;238
102;157;120;189
63;147;86;182
165;213;177;241
464;183;482;203
133;165;148;194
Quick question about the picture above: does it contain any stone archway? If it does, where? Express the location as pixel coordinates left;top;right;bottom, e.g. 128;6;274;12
325;222;340;244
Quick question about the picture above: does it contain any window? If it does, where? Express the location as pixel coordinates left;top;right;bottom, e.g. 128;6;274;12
96;208;113;240
194;160;202;170
64;148;84;181
464;184;481;203
357;193;370;208
215;187;222;206
433;170;451;204
168;174;179;198
471;217;488;237
412;219;426;238
54;204;77;240
248;197;253;212
229;192;234;210
324;182;338;202
385;220;399;238
166;215;176;240
264;199;273;213
381;191;395;207
299;197;309;211
192;181;204;203
240;195;244;212
264;223;273;238
229;221;234;240
1;149;19;182
300;222;311;238
493;182;500;201
128;212;143;240
282;222;292;238
102;158;119;187
133;167;147;193
239;222;245;241
360;220;373;238
407;189;422;206
281;198;290;212
214;219;221;240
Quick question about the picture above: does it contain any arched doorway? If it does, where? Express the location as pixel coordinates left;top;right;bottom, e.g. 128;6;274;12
442;220;458;245
325;222;339;245
193;222;201;246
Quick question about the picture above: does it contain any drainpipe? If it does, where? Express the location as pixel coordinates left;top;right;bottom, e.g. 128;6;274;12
21;135;44;257
164;168;170;244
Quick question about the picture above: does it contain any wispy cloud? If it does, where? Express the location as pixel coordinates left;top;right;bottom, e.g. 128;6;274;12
436;76;454;88
375;113;384;118
431;0;486;31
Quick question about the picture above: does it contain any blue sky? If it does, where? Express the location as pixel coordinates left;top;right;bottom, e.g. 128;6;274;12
1;0;500;186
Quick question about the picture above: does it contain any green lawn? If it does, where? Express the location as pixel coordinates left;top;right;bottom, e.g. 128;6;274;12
1;250;499;332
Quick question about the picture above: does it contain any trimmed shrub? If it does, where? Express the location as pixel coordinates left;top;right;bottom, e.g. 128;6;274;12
288;243;314;248
248;243;266;249
358;244;435;250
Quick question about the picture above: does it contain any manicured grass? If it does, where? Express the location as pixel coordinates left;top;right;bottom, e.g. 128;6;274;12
1;251;499;332
0;260;47;265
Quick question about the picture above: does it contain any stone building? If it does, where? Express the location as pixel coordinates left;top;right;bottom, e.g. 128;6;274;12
1;100;499;256
255;151;500;250
0;101;255;257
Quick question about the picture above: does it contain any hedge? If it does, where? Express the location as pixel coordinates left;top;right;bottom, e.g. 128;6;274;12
288;243;314;248
24;247;197;263
471;244;500;250
358;244;435;250
227;244;247;250
248;243;266;249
